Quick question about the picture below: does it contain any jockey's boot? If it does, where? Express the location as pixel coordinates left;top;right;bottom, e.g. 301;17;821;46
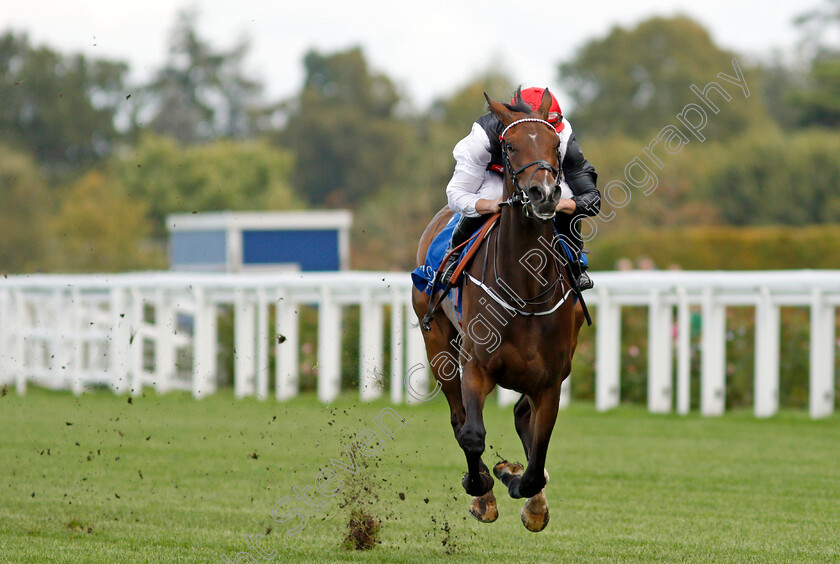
578;260;594;290
552;216;593;292
571;248;594;291
440;215;488;287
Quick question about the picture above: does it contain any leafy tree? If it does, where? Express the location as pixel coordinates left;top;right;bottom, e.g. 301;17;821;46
793;59;840;127
579;134;724;238
46;171;164;272
794;0;840;56
0;146;50;273
279;47;412;207
352;73;516;270
0;31;128;175
111;134;301;236
757;54;807;130
792;0;840;128
703;125;840;225
558;16;768;140
427;71;515;137
137;9;262;144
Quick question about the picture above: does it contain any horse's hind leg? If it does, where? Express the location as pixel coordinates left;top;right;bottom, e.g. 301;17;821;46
513;395;534;458
512;302;582;459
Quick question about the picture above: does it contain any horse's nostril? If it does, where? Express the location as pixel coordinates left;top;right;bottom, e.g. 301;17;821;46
528;186;546;204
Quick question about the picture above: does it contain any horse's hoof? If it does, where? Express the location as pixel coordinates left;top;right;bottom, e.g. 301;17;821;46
492;461;524;481
521;490;550;533
462;471;494;497
469;490;498;523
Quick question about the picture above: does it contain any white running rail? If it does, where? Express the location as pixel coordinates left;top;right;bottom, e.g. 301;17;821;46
0;270;836;418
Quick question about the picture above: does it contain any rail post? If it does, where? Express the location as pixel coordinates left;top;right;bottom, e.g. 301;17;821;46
648;288;674;413
809;289;835;419
754;287;780;418
275;292;299;401
700;289;726;416
596;286;621;411
360;290;384;401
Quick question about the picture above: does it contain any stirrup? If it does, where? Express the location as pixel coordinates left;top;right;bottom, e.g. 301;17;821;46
441;260;458;287
440;248;463;287
578;271;594;291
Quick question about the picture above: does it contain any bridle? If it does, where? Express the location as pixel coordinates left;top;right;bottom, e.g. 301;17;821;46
498;118;563;219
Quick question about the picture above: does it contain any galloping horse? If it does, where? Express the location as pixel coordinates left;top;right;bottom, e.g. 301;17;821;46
411;90;586;532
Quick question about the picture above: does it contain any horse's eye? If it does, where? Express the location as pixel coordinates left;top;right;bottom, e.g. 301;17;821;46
506;143;514;152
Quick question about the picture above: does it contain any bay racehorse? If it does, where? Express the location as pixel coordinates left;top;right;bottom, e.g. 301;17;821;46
411;89;586;532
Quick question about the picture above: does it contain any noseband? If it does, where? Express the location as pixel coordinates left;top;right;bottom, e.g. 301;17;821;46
498;118;563;219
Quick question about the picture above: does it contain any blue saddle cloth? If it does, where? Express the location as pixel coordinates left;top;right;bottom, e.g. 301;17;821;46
411;213;462;295
410;214;473;322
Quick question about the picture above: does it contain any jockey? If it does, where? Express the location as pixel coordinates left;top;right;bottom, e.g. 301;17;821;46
441;86;600;291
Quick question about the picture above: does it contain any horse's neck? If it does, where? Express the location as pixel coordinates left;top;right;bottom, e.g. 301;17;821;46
494;207;560;298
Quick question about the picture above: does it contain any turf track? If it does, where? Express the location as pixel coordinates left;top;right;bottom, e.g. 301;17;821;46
1;388;838;563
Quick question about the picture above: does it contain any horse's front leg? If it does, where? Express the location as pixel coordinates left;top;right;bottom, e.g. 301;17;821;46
458;360;495;497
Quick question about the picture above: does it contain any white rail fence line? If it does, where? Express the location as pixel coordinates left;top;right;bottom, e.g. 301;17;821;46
0;271;837;418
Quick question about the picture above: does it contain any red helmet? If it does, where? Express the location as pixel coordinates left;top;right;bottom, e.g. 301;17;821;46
514;87;564;132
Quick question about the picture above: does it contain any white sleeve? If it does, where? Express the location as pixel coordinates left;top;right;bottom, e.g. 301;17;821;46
446;122;492;218
557;117;573;163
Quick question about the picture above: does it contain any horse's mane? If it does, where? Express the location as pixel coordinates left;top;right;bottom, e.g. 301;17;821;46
494;86;534;115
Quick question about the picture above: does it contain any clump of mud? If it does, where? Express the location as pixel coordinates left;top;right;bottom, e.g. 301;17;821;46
344;508;381;550
430;515;457;554
337;443;384;551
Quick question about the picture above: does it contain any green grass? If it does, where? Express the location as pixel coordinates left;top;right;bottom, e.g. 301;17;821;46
0;388;838;563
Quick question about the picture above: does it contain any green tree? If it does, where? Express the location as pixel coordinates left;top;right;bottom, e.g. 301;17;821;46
46;171;164;272
0;146;50;273
758;54;807;131
279;47;412;207
137;9;262;144
111;134;301;236
558;16;768;140
427;71;515;137
0;31;128;175
578;134;724;238
352;73;516;270
791;1;840;128
793;59;840;127
703;125;840;225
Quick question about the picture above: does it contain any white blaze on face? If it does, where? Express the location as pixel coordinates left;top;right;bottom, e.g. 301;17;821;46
538;172;553;200
523;133;551;199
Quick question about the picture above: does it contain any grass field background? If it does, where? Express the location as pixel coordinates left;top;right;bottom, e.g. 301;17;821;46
1;388;838;563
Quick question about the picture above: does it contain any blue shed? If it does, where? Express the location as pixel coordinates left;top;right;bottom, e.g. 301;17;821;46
167;211;352;272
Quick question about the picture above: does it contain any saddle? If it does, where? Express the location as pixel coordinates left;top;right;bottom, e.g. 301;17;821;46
419;213;500;331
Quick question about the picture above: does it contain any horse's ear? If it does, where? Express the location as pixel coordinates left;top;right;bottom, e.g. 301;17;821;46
484;92;514;125
537;88;553;120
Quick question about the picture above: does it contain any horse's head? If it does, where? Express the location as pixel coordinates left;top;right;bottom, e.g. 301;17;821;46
485;89;562;221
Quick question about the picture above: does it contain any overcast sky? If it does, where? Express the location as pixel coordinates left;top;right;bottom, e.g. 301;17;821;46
1;0;821;110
